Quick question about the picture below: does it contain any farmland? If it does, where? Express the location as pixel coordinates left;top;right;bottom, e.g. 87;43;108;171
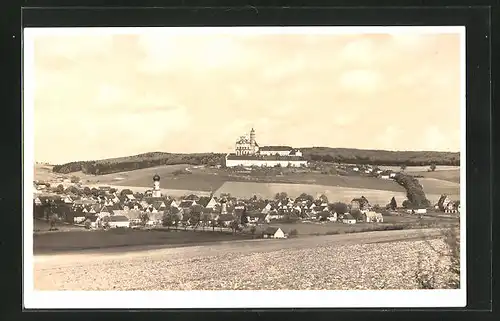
33;228;459;291
214;181;407;205
35;162;460;205
251;214;458;236
33;227;251;255
418;169;461;184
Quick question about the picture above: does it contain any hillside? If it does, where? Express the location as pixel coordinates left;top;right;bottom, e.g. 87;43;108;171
52;148;460;175
301;147;460;167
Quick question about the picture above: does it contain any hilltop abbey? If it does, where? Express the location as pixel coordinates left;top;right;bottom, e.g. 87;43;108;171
225;128;307;168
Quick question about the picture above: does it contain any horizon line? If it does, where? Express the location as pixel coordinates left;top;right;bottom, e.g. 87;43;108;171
35;146;461;165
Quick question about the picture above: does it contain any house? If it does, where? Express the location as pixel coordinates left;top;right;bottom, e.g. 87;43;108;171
165;199;179;209
380;175;390;180
375;212;384;222
205;197;219;209
342;214;357;224
184;194;200;202
363;211;378;222
107;215;130;228
389;173;397;178
179;199;196;209
350;196;370;210
125;194;136;202
353;167;359;172
266;210;284;221
217;214;235;227
84;215;99;229
444;202;459;214
72;211;87;224
326;212;338;222
261;203;272;214
262;227;286;239
62;195;74;204
437;194;452;212
123;210;142;224
146;212;164;226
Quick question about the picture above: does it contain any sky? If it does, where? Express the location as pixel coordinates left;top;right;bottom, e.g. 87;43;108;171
29;28;463;164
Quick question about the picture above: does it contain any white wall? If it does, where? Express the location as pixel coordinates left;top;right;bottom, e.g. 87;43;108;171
225;159;308;168
259;150;292;156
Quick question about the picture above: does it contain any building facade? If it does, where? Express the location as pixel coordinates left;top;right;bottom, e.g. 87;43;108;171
227;128;307;168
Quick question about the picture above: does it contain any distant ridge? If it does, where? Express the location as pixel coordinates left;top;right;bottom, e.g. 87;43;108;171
51;148;459;175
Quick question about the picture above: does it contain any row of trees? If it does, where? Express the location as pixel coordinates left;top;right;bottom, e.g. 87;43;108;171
53;153;225;175
302;148;460;166
393;173;431;208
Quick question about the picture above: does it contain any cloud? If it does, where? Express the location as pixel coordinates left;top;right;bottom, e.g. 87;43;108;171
31;31;462;162
339;69;382;94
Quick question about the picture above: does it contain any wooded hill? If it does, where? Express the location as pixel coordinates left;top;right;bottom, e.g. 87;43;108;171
52;148;459;175
301;147;460;166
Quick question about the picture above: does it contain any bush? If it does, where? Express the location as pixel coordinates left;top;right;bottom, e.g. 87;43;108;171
289;229;299;236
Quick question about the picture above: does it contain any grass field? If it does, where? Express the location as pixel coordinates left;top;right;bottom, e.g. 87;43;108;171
417;169;461;184
259;214;459;236
418;178;460;195
379;165;460;173
34;164;460;204
33;228;251;254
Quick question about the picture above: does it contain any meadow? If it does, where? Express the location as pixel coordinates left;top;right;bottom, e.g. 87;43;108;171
257;214;459;236
33;227;251;255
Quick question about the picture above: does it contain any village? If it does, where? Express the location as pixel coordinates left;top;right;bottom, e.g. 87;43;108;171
33;167;460;240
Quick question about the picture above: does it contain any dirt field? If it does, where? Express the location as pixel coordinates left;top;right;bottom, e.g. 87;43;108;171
33;228;459;291
215;181;407;205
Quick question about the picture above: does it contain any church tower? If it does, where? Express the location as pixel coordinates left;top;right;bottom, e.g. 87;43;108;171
250;128;256;155
152;174;161;198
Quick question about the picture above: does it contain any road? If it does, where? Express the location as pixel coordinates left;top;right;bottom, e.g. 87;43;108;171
34;228;444;267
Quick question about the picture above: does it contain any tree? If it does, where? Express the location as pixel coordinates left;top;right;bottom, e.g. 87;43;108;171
189;209;202;231
70;176;80;183
402;200;411;209
84;219;91;230
217;218;224;232
275;192;288;201
197;196;211;208
162;213;173;229
230;220;239;235
210;219;218;231
298;193;314;202
109;187;117;194
332;202;349;215
140;213;149;226
250;225;257;238
429;164;437;172
56;184;64;193
49;213;59;231
120;189;134;197
91;188;99;197
319;194;329;203
350;209;363;221
83;186;91;196
102;216;110;230
390;197;398;210
400;164;407;171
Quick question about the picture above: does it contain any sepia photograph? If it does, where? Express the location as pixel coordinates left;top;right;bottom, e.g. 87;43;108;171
23;26;466;308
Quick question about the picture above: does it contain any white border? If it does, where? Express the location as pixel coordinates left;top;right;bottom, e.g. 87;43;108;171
23;26;466;309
